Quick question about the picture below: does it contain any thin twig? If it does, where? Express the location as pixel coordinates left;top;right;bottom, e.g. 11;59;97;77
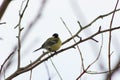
87;58;120;75
20;0;47;41
49;58;63;80
106;58;120;80
60;18;85;71
62;8;120;45
0;51;14;75
44;62;51;80
76;34;103;80
16;0;29;69
29;61;32;80
108;0;119;80
14;0;29;29
0;22;6;25
87;64;120;74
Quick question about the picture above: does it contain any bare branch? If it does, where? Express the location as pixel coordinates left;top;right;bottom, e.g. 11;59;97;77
76;34;103;79
44;62;51;80
29;61;32;80
106;59;120;80
108;0;119;80
86;59;120;76
0;22;6;25
62;8;120;45
60;17;85;70
16;0;29;69
0;51;14;75
49;58;63;80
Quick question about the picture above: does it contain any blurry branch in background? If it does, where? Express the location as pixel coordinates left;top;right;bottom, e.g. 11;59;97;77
0;22;6;43
0;37;3;40
0;51;15;77
0;22;6;25
108;0;119;80
14;0;29;29
105;58;120;80
44;52;63;79
20;0;47;42
49;58;63;80
86;58;120;79
15;0;29;69
44;62;51;80
0;22;5;41
0;0;12;20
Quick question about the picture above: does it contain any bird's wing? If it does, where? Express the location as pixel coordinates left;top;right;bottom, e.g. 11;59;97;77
42;37;58;48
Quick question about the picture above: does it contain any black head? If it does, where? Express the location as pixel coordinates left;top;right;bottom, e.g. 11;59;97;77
52;33;58;38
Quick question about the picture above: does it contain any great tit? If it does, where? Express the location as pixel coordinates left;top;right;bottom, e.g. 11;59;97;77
33;33;62;52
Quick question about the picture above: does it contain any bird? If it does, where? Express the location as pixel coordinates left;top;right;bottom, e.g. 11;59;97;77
33;33;62;52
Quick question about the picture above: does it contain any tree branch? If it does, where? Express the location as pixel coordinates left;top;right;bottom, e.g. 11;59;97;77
62;8;120;45
76;34;103;80
108;0;119;80
16;0;29;69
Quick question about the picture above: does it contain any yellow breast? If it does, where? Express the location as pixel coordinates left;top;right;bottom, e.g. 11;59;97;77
50;38;62;51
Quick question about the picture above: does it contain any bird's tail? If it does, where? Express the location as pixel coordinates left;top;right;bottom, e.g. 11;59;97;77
33;47;42;52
